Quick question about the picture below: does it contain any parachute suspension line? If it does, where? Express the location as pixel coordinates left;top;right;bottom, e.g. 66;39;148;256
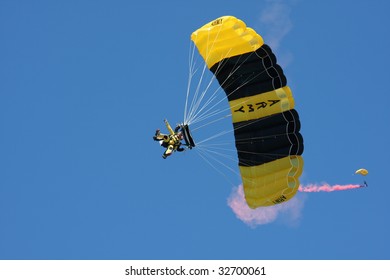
185;26;235;127
190;44;240;177
184;41;199;124
196;129;232;145
195;118;297;147
196;150;237;188
189;107;230;126
185;55;244;127
232;114;273;132
187;59;234;126
226;68;271;102
184;43;204;125
186;47;295;154
186;61;209;124
192;51;262;123
188;22;284;125
191;114;231;132
186;63;218;125
195;145;241;186
186;23;266;128
185;25;289;148
192;46;295;162
196;143;238;163
185;29;216;125
210;49;280;106
190;51;270;126
196;141;236;151
232;113;300;178
233;113;301;162
193;113;281;147
187;42;233;124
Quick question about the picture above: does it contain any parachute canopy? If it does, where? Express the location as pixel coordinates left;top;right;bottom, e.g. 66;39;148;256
355;168;368;176
191;16;304;208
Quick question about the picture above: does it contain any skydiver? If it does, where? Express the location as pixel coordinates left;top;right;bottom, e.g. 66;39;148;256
153;119;185;159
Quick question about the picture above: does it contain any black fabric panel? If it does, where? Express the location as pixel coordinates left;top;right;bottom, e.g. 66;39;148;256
233;110;304;166
210;44;287;101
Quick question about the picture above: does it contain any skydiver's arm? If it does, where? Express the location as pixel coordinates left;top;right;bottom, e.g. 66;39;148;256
174;125;181;133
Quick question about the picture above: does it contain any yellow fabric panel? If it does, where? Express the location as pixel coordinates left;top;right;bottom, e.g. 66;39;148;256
191;16;264;69
229;86;294;123
240;156;303;208
355;168;368;176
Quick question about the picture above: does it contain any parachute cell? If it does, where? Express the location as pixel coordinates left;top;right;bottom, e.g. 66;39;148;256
191;16;304;208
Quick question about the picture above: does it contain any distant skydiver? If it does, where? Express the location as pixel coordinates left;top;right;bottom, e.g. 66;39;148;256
355;168;369;188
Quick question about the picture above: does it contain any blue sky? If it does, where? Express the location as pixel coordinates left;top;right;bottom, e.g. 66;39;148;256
1;0;389;260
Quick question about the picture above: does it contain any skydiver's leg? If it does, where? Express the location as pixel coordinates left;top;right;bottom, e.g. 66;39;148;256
174;125;181;133
162;145;174;159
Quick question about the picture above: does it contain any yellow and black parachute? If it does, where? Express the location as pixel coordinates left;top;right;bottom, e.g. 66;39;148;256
191;16;304;208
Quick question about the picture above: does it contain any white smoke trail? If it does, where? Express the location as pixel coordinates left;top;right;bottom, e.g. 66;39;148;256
259;0;294;50
258;0;298;68
227;185;305;228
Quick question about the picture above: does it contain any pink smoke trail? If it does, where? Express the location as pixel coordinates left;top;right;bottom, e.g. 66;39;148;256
299;183;362;192
227;184;305;227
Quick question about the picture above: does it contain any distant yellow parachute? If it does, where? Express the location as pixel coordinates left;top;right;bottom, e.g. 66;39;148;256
191;16;304;208
355;169;368;176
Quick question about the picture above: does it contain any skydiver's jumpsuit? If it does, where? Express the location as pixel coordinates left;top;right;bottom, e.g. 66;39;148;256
153;120;184;159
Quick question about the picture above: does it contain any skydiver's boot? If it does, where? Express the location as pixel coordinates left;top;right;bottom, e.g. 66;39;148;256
162;145;174;159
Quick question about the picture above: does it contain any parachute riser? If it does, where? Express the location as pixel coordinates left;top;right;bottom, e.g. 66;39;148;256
180;123;196;149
